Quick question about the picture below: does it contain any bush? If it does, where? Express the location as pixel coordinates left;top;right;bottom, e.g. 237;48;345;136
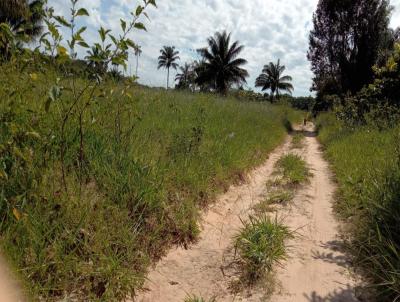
234;215;292;282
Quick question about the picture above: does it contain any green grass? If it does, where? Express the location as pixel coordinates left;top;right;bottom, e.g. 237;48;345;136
291;132;305;149
0;63;302;301
317;112;400;301
253;189;294;214
275;154;310;186
234;215;292;283
184;295;217;302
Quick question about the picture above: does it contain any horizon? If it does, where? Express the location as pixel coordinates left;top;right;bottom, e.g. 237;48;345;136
50;0;400;97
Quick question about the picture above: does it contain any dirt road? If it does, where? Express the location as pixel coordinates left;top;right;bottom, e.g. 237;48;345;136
136;126;358;302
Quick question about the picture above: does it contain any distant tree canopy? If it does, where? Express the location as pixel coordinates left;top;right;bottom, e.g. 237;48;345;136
196;31;249;95
308;0;392;100
158;46;180;89
255;59;293;102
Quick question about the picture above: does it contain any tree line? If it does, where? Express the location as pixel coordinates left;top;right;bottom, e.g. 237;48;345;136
308;0;400;124
0;1;295;101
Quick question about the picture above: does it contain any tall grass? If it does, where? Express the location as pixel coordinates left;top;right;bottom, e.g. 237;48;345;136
0;64;302;301
317;112;400;301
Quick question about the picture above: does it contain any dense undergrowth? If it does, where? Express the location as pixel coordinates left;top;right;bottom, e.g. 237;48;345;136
317;113;400;301
0;62;302;301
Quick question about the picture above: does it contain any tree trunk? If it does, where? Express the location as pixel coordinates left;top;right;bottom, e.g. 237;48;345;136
167;67;170;89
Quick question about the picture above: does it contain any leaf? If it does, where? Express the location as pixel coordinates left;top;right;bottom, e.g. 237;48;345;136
76;8;89;16
57;46;68;56
13;208;21;221
0;169;7;181
147;0;157;7
134;22;147;31
54;16;71;28
120;19;126;32
78;41;90;48
135;5;143;16
45;97;52;112
30;73;38;81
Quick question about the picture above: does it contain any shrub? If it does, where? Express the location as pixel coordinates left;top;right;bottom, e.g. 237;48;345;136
234;215;292;283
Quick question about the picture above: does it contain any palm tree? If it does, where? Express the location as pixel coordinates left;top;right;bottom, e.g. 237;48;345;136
175;63;194;90
255;59;293;101
134;45;142;78
158;46;180;89
196;31;249;95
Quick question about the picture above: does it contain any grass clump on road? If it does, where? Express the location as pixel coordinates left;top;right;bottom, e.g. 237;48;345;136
276;154;310;186
234;215;292;283
291;132;305;149
184;295;217;302
253;189;294;213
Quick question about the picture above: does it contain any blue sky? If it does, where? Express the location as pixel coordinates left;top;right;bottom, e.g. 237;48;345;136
50;0;400;96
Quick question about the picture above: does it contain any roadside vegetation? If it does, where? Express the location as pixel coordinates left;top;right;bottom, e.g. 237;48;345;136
308;0;400;300
0;0;302;299
317;114;400;300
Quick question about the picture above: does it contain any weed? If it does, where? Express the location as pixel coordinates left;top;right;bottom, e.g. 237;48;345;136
234;215;292;283
291;132;305;149
276;154;310;185
184;295;217;302
254;189;294;213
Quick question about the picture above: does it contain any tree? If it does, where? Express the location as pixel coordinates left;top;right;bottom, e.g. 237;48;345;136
175;62;195;90
134;45;142;77
308;0;392;97
255;59;293;101
196;31;249;95
158;46;180;89
0;0;44;40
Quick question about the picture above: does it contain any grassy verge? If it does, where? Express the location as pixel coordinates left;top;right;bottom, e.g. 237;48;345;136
317;112;400;301
184;296;216;302
0;65;302;301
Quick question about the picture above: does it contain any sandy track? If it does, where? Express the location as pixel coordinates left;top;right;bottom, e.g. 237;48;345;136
0;255;25;302
136;138;293;302
136;126;358;302
270;125;358;302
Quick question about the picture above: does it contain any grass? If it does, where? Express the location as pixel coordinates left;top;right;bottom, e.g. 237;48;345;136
184;295;217;302
317;112;400;301
275;154;310;186
291;132;305;149
0;63;302;301
253;189;294;213
233;215;292;283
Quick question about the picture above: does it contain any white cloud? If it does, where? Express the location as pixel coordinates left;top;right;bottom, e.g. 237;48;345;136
48;0;400;96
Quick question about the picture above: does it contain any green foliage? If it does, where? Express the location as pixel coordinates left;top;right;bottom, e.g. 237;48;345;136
291;133;305;149
234;215;292;282
184;295;217;302
276;154;310;186
0;62;302;300
196;31;249;95
317;112;400;301
333;43;400;127
255;59;293;101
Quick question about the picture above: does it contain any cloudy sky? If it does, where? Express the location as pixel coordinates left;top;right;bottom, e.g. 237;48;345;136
50;0;400;96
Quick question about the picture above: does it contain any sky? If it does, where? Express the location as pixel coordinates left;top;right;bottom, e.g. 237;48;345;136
50;0;400;97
